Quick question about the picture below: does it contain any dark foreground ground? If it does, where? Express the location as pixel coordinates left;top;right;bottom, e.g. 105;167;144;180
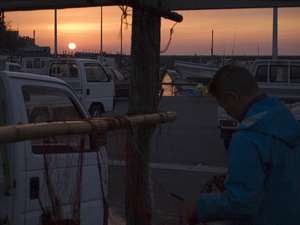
106;96;228;225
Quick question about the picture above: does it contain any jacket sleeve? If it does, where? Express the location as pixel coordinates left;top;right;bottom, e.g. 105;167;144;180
196;132;265;222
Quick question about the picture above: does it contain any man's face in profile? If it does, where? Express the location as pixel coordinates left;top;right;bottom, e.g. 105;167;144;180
216;90;242;121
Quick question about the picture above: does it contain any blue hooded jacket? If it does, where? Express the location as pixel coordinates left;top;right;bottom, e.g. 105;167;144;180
197;96;300;225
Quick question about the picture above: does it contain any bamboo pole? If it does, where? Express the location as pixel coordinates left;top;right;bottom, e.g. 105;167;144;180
0;112;176;144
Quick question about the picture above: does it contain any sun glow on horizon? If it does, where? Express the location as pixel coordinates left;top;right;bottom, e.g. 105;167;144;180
68;42;77;50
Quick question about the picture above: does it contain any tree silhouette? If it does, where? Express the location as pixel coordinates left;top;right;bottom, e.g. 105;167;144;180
0;19;25;50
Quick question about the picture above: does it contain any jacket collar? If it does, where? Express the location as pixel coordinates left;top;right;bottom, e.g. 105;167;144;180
240;93;267;122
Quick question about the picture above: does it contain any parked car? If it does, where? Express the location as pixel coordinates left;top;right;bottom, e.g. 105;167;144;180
1;62;23;72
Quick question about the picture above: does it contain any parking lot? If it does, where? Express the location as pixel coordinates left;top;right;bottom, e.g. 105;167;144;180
106;96;228;224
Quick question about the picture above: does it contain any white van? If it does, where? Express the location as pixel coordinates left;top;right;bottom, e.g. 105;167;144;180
48;58;115;117
0;71;108;225
21;57;51;75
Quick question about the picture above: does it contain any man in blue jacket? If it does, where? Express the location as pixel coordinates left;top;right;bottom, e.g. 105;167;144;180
186;65;300;225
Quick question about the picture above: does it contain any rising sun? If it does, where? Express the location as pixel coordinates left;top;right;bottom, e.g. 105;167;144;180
68;42;77;50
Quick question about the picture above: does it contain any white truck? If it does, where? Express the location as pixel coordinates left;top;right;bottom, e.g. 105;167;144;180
0;58;23;72
4;62;23;72
218;60;300;148
48;58;115;117
0;71;107;225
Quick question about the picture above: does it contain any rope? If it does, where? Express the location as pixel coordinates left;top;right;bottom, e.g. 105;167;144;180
38;135;88;225
96;150;109;225
85;117;109;225
72;138;85;222
201;175;226;193
119;5;132;54
161;22;177;54
118;4;178;54
119;5;132;27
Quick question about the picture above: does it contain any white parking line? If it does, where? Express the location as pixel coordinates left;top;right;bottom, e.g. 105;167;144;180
108;160;228;174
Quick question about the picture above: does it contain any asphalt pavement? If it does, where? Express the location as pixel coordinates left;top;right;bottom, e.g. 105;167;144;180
105;96;229;225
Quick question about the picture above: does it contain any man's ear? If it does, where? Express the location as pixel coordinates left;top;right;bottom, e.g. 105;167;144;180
224;90;239;103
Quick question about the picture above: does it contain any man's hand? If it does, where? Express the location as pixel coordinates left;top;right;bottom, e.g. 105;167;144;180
184;202;198;225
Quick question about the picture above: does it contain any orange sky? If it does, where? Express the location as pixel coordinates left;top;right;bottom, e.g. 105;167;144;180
5;7;300;55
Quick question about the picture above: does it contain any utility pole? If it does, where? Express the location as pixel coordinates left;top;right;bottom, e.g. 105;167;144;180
120;17;123;56
0;11;4;52
0;10;5;34
272;7;278;60
33;30;36;44
0;11;4;26
100;6;103;54
126;6;161;225
231;33;236;56
54;9;58;57
211;29;214;57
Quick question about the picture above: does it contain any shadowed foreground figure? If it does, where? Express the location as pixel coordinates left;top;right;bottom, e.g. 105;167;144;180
185;65;300;225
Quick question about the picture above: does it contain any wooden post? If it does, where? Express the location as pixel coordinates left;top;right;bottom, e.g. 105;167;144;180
126;4;161;225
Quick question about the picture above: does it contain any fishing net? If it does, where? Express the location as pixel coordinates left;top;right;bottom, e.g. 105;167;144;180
22;86;109;225
31;133;108;225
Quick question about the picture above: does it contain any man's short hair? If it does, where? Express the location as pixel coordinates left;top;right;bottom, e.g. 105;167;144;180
208;64;259;97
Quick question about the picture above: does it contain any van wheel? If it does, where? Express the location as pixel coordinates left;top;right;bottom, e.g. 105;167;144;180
89;105;104;117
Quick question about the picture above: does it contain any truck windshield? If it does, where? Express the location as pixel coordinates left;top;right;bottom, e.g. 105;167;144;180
50;63;79;79
255;65;268;82
23;86;82;123
22;86;91;154
84;63;109;82
8;64;22;72
270;65;288;83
